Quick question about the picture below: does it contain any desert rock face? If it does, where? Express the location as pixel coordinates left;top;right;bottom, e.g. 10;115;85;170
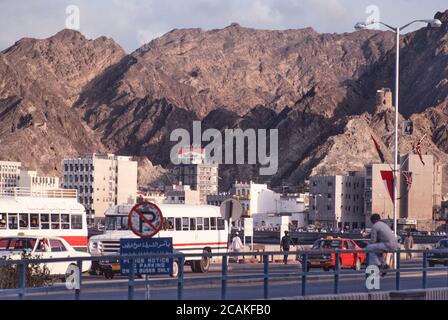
1;10;448;191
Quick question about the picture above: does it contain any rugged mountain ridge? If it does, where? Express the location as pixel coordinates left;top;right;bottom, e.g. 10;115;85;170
1;10;448;191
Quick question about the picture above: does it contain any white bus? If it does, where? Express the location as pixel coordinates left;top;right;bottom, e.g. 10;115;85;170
0;188;88;251
88;204;229;277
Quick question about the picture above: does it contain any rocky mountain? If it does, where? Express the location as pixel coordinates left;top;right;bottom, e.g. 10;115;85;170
1;10;448;191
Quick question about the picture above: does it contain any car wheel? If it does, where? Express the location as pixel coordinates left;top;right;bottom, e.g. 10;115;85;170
354;258;362;271
171;260;180;278
323;267;330;272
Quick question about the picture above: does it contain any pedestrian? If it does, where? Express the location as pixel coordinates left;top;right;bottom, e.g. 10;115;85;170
404;231;414;260
231;232;244;263
366;214;400;276
281;231;295;265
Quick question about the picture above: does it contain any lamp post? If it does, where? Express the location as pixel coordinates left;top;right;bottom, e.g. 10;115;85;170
354;18;442;237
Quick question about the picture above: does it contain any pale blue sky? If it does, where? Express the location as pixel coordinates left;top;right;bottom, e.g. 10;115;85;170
1;0;447;53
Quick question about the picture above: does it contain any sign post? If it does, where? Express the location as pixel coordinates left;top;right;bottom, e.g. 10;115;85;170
220;199;243;253
123;201;172;300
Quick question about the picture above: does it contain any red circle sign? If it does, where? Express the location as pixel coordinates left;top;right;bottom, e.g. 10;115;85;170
128;202;164;238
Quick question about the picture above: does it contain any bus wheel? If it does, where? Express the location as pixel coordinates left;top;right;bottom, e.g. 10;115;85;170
195;250;211;273
171;260;180;278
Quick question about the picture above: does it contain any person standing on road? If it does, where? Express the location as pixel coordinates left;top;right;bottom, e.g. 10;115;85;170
281;231;295;265
366;214;400;274
231;232;244;263
404;231;414;260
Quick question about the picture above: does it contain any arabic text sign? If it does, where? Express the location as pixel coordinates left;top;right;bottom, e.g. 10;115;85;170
120;238;173;275
128;202;164;238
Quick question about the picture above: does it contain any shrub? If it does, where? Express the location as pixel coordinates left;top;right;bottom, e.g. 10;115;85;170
0;252;52;289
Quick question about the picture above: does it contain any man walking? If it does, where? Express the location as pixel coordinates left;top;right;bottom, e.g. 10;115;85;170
281;231;295;265
366;214;400;275
404;231;414;260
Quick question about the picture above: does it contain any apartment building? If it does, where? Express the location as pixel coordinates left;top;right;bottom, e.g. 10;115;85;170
0;161;21;190
63;154;137;221
309;173;365;230
19;170;60;190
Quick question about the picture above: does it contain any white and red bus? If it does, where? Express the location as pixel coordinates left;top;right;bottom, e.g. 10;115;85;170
0;188;88;251
88;203;229;277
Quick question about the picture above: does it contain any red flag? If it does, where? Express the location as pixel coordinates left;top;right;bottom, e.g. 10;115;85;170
371;135;385;163
402;171;413;193
380;170;395;201
414;136;426;166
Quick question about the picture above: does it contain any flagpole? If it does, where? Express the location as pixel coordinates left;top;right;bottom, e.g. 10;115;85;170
393;27;400;239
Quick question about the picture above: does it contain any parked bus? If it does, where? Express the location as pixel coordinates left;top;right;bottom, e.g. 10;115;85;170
88;204;229;277
0;188;88;251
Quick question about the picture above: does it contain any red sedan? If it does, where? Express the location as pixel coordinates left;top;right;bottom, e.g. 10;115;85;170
306;237;366;271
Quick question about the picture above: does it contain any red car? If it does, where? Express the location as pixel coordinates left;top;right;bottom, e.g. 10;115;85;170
306;237;366;271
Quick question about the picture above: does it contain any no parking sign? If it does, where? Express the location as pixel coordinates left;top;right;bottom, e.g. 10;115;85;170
128;202;164;238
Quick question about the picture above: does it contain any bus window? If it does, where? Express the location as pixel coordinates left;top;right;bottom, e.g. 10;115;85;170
30;214;39;229
190;218;196;231
175;218;182;231
210;217;217;230
51;214;60;229
204;218;210;231
19;214;29;229
197;217;204;231
218;218;225;230
8;214;18;230
182;217;189;231
40;214;50;230
164;218;174;231
71;215;83;230
0;213;6;229
61;214;70;229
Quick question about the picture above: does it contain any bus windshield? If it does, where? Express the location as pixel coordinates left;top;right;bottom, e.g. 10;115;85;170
105;216;129;231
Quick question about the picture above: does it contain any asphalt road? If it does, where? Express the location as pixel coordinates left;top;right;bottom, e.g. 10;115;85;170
2;260;448;300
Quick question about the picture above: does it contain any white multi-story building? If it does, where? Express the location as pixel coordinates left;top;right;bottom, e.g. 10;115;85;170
0;161;21;190
63;154;137;222
19;170;60;190
310;173;365;230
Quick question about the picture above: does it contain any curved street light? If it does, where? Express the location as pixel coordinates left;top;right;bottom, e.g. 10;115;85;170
354;18;442;238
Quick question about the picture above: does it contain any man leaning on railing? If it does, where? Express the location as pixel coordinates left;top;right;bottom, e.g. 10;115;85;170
366;214;400;276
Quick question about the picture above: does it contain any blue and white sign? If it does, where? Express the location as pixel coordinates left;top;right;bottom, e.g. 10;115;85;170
120;238;173;275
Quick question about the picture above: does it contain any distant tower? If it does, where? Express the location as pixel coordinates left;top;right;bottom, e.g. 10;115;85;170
376;88;393;110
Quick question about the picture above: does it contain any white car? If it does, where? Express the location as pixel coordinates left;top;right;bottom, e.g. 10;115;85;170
0;236;91;276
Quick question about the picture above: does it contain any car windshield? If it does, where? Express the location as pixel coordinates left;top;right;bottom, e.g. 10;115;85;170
105;216;129;231
0;238;37;253
437;240;448;248
313;240;342;249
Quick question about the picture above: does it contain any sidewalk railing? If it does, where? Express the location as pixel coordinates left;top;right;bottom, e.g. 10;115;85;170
0;248;447;300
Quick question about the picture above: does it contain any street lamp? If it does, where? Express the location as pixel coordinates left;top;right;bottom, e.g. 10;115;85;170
354;18;442;237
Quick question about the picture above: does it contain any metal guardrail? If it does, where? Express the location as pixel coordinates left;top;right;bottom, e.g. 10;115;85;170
0;248;448;300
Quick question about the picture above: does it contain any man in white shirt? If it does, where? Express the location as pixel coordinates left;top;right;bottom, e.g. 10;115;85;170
231;233;244;252
366;214;400;269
